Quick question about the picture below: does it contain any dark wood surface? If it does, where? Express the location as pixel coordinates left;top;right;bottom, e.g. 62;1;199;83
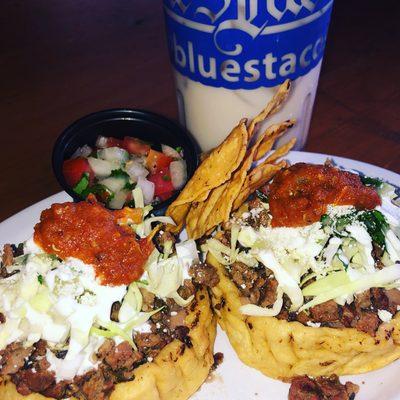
1;0;399;222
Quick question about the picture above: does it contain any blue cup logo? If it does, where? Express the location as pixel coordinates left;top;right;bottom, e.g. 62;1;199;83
164;0;334;89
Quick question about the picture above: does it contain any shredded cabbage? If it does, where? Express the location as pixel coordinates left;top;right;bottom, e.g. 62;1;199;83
99;321;137;349
257;250;304;310
163;240;173;260
133;216;175;238
123;307;164;333
240;288;283;317
300;264;400;311
302;271;350;297
230;224;240;261
176;239;199;270
118;282;142;323
206;238;257;267
238;226;258;248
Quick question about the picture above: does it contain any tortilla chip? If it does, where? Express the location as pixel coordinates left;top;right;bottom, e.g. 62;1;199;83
232;161;287;210
186;185;227;239
247;80;291;139
171;119;248;208
254;120;295;161
263;137;297;164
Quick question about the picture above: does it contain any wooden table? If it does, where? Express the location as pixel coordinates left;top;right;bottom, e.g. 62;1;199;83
1;0;399;222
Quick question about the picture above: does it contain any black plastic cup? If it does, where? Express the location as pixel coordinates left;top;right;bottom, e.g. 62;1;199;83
52;109;200;213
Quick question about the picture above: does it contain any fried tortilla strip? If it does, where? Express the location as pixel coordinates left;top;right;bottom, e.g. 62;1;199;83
186;184;227;239
194;190;211;203
247;80;291;139
232;161;287;210
254;120;295;161
263;137;297;164
198;131;270;237
170;119;248;208
166;202;191;234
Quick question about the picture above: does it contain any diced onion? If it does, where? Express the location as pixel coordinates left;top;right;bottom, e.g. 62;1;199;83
98;147;129;163
87;157;114;178
162;144;182;159
95;135;108;148
108;190;129;210
125;161;148;182
137;177;155;205
71;145;92;159
99;177;126;193
170;160;187;190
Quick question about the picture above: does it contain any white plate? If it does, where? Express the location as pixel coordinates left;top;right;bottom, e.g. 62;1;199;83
1;151;399;400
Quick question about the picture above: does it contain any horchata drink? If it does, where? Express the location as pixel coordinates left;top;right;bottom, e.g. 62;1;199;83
163;0;334;151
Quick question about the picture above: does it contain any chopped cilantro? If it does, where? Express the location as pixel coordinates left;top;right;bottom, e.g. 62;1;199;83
175;146;183;153
357;210;388;249
162;175;171;181
110;169;130;179
124;181;136;190
73;173;89;195
37;274;44;285
361;175;383;189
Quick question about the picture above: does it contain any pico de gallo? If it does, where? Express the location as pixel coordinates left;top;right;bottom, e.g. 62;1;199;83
62;135;187;209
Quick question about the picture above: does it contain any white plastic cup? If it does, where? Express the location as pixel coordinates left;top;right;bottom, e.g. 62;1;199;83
163;0;334;151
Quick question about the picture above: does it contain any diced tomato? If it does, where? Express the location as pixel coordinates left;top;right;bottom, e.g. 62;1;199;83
146;149;173;174
123;137;151;156
63;157;94;187
105;137;124;148
158;191;174;201
147;169;174;196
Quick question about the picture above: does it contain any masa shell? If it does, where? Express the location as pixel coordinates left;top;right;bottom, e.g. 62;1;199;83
208;253;400;379
0;288;216;400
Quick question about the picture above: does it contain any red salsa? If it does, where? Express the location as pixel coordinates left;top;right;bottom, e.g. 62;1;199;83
62;136;187;209
33;200;153;286
269;163;381;227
